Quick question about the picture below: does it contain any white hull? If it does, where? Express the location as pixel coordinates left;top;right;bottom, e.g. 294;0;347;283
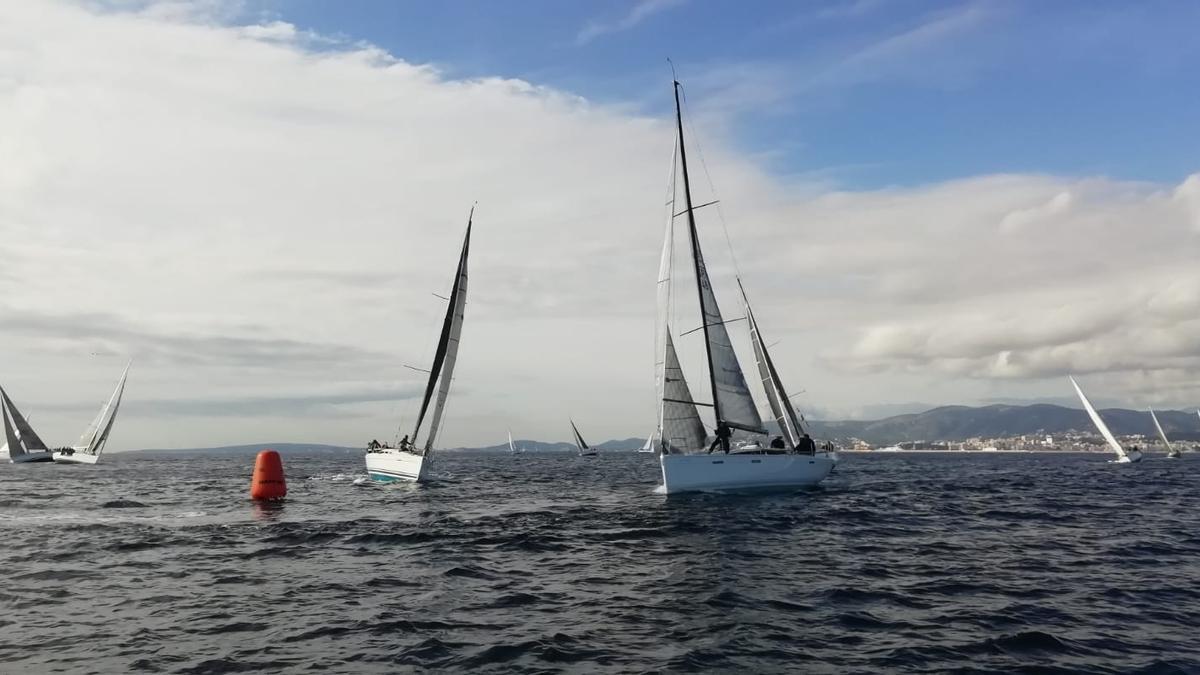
1109;450;1144;464
659;452;835;494
7;450;55;464
365;450;427;483
579;451;598;457
53;449;101;464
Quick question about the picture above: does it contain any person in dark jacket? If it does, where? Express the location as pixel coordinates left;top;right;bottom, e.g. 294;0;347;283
799;433;817;455
708;422;732;454
770;436;786;449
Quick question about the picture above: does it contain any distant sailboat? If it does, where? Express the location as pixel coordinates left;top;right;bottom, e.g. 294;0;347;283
507;428;525;454
1069;376;1142;464
571;420;597;457
1;390;54;464
365;209;472;483
53;363;131;465
1149;408;1180;459
652;78;836;493
638;431;655;453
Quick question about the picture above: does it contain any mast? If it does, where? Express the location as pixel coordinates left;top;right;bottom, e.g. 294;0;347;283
673;80;722;428
411;208;473;451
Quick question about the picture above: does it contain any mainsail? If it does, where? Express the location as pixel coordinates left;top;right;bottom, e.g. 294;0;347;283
411;212;472;454
739;279;805;448
671;81;764;435
1069;376;1126;459
79;363;130;455
1149;408;1174;452
571;420;589;451
0;388;48;453
508;429;516;454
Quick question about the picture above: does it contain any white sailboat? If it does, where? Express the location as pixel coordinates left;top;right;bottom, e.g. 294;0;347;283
365;209;472;483
571;420;597;457
638;431;656;453
507;428;525;454
653;79;836;494
1069;376;1142;464
53;363;131;465
1;390;54;464
1149;408;1180;459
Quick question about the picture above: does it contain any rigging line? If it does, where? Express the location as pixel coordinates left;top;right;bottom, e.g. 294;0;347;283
679;316;747;337
403;364;432;373
677;83;745;278
672;199;720;218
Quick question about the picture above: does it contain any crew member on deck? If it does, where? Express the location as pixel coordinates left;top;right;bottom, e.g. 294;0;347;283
799;433;817;455
399;435;410;451
770;436;786;450
708;422;731;454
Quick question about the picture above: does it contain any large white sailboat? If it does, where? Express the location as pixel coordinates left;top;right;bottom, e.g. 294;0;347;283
1;390;54;464
1149;407;1180;459
571;420;597;457
365;210;472;483
507;429;525;454
53;363;131;465
653;79;836;494
1069;376;1142;464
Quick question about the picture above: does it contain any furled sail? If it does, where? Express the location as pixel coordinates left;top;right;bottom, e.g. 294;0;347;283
672;81;764;435
660;330;707;454
412;213;472;454
0;388;48;452
739;280;805;448
1069;377;1126;459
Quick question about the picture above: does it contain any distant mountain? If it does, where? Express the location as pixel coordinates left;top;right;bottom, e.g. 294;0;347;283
809;404;1200;445
114;407;1199;456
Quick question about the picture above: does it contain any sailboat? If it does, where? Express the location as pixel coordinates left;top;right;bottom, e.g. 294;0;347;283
638;430;656;453
1069;376;1142;464
653;79;836;494
53;363;131;465
1;390;54;463
507;428;525;454
365;209;472;483
571;420;597;457
1149;408;1180;459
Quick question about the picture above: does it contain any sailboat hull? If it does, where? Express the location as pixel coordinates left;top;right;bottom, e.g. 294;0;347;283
53;448;101;464
659;452;835;494
1109;450;1144;464
365;451;426;483
7;451;54;464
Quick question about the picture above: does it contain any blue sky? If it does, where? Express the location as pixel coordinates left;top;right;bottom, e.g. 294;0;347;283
244;0;1200;189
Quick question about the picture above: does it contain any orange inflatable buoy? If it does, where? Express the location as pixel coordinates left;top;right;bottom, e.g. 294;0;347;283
250;449;286;501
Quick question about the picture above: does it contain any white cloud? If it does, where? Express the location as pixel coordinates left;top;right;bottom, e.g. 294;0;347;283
575;0;686;46
0;1;1196;453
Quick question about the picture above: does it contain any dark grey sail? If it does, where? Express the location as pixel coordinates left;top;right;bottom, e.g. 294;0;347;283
660;329;707;453
739;279;805;448
2;395;23;457
1;389;48;453
410;211;473;453
671;81;765;435
570;420;590;451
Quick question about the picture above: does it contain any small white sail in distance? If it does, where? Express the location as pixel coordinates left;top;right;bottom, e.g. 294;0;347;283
1149;408;1174;452
1069;376;1126;460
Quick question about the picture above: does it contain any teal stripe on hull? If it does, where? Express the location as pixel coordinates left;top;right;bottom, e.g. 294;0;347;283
369;470;419;482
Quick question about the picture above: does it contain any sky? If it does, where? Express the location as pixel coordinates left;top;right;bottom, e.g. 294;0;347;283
1;0;1198;450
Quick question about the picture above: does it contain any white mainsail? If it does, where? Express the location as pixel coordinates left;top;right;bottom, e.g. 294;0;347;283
78;363;130;456
1069;376;1126;459
1149;408;1177;457
507;429;517;454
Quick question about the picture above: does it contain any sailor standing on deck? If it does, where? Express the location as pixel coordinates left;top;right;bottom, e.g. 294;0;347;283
798;433;817;455
708;422;732;454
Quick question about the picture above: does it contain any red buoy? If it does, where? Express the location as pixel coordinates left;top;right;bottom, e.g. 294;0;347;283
250;449;286;501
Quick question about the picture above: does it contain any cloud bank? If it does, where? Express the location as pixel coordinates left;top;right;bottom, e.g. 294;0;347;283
0;1;1196;450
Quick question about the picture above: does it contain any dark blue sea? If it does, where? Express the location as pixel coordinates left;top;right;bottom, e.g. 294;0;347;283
2;451;1198;674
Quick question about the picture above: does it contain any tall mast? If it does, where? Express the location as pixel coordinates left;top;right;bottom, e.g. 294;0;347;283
673;80;723;428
